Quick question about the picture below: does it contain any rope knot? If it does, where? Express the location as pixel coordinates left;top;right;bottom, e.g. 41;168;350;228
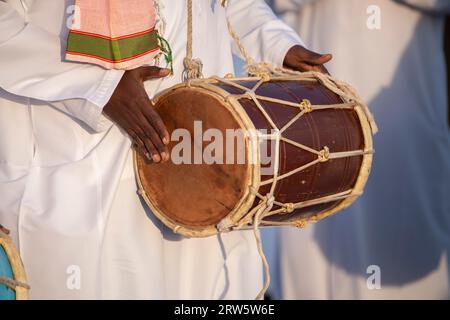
183;57;203;80
318;146;330;162
249;186;258;195
245;91;257;100
217;217;234;233
265;195;275;208
285;203;295;213
247;64;270;79
295;220;308;229
260;73;271;82
299;99;313;113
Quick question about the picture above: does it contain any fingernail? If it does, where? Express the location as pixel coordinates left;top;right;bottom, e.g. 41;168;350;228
152;154;161;163
163;137;169;145
145;152;152;161
161;152;168;161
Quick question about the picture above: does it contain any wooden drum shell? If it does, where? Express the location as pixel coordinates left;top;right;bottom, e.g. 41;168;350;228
135;76;373;237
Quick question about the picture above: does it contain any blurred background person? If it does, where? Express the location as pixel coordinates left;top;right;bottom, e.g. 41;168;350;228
446;17;449;127
268;0;450;299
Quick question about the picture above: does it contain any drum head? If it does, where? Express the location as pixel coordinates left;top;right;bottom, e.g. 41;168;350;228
135;87;252;234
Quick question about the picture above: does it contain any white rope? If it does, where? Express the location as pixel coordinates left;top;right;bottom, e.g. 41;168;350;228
0;276;30;291
250;65;379;134
253;197;274;300
183;0;203;80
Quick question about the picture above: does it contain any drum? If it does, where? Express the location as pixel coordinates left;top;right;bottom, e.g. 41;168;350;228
0;230;29;300
135;72;375;237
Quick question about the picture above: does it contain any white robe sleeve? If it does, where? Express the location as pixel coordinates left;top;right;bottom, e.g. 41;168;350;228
274;0;318;11
225;0;305;67
395;0;450;14
0;2;124;132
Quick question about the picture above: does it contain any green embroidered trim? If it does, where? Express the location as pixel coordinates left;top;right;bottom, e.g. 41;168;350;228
157;34;174;74
67;30;159;62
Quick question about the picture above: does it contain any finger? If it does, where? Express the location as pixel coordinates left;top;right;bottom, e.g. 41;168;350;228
304;51;333;65
134;126;162;163
287;57;322;72
139;66;171;82
129;129;154;162
133;143;154;165
138;110;170;162
140;101;170;146
292;61;316;72
292;61;328;74
129;129;149;157
142;137;162;163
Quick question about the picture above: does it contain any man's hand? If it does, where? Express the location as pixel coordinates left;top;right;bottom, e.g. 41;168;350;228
283;45;332;74
0;224;9;235
103;66;171;163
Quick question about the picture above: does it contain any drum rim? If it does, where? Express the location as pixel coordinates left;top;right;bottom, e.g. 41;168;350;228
0;233;28;300
134;78;261;238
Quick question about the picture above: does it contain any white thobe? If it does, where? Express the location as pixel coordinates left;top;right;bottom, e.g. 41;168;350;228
0;0;302;299
271;0;450;299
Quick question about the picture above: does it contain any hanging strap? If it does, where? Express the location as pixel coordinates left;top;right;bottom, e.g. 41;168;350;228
183;0;203;80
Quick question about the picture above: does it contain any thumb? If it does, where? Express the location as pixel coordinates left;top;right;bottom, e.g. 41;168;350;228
138;66;171;81
305;51;333;65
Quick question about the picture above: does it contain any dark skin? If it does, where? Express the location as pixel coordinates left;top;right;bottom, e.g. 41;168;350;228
284;45;332;74
103;45;332;163
103;67;171;163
